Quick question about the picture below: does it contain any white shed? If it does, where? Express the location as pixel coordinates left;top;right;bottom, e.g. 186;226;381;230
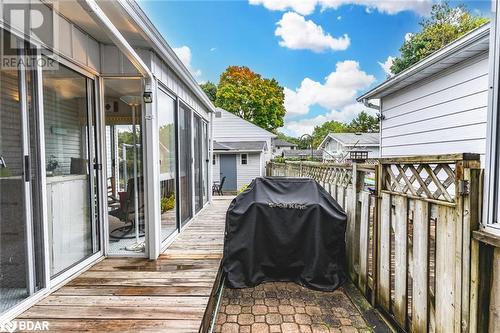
212;108;276;191
358;24;490;164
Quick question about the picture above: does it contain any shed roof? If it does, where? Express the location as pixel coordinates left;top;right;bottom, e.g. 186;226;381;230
283;149;322;159
214;141;267;152
357;23;490;101
273;139;298;147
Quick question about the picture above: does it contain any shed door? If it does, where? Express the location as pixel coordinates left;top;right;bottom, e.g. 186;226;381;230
220;154;237;191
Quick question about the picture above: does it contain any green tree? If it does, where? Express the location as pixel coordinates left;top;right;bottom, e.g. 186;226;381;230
276;132;301;146
311;121;349;148
347;112;379;133
391;1;488;74
200;81;217;103
215;66;286;132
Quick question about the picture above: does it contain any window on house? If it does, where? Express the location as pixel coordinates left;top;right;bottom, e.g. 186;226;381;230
213;154;216;165
241;153;248;165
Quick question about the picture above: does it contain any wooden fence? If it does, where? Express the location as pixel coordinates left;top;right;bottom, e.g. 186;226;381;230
266;154;482;333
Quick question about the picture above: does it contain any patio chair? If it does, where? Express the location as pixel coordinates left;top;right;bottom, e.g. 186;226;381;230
109;177;145;239
212;176;226;196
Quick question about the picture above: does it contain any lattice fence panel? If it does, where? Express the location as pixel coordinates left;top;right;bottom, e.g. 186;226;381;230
383;163;457;203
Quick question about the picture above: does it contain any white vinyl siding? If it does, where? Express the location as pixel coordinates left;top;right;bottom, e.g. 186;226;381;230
380;53;488;163
236;153;261;190
151;54;210;119
213;154;220;183
212;152;262;191
212;109;274;170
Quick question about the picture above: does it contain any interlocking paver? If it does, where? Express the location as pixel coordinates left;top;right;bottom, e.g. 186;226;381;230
214;282;371;333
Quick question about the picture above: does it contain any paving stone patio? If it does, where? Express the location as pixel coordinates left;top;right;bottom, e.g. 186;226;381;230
214;282;373;333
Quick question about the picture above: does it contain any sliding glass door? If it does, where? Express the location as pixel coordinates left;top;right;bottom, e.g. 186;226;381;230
42;62;100;276
158;89;177;242
202;121;209;204
179;105;192;225
103;78;145;255
0;33;44;315
193;115;203;212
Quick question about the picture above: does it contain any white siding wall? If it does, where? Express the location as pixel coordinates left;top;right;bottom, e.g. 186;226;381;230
380;52;489;163
151;54;210;120
212;153;262;191
213;154;220;183
237;153;261;190
212;109;274;175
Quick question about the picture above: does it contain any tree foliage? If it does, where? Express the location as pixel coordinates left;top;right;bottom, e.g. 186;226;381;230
276;132;304;148
348;111;379;133
200;81;217;103
310;111;379;147
391;1;488;75
215;66;286;132
311;121;349;148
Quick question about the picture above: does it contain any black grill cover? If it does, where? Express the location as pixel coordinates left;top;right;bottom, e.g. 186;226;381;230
222;177;347;291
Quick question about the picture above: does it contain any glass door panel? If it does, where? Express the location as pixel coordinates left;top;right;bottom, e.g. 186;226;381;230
193;115;202;212
179;105;192;225
42;63;99;276
0;34;44;314
202;121;209;204
103;78;145;255
158;89;177;242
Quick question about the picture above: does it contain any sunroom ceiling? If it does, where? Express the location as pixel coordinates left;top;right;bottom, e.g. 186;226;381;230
56;0;150;48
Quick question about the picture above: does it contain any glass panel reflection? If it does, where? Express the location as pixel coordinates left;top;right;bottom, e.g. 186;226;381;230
158;89;177;242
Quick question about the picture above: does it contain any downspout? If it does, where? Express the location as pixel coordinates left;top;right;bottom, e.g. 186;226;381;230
78;0;160;260
361;98;380;111
361;98;383;158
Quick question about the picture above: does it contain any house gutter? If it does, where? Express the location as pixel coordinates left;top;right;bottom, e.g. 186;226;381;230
78;0;161;260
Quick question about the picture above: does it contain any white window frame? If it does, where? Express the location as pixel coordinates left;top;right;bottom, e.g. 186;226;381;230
241;153;248;165
484;0;500;235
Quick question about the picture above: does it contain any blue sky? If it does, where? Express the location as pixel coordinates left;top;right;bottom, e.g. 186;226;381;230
140;0;492;136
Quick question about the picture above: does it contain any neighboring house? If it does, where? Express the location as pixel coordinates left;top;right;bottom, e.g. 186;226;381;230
272;138;298;157
358;24;490;164
0;0;214;320
318;133;380;162
283;149;323;161
212;108;276;191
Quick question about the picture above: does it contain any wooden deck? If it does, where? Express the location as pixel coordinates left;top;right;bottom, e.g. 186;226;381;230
17;198;231;333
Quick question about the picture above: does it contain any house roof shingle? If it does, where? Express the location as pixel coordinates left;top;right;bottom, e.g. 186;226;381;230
272;139;297;147
213;141;267;152
326;133;379;146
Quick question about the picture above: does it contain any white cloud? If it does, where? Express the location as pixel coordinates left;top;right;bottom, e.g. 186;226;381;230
284;60;375;116
337;15;342;20
249;0;317;16
405;32;414;41
378;56;395;76
173;46;202;78
284;103;377;136
275;12;350;52
210;47;217;52
250;0;433;16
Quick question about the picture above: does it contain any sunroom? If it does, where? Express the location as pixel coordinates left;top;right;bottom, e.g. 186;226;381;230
0;0;214;321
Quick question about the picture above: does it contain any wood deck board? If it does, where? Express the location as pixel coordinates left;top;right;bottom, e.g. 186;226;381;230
16;199;231;332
